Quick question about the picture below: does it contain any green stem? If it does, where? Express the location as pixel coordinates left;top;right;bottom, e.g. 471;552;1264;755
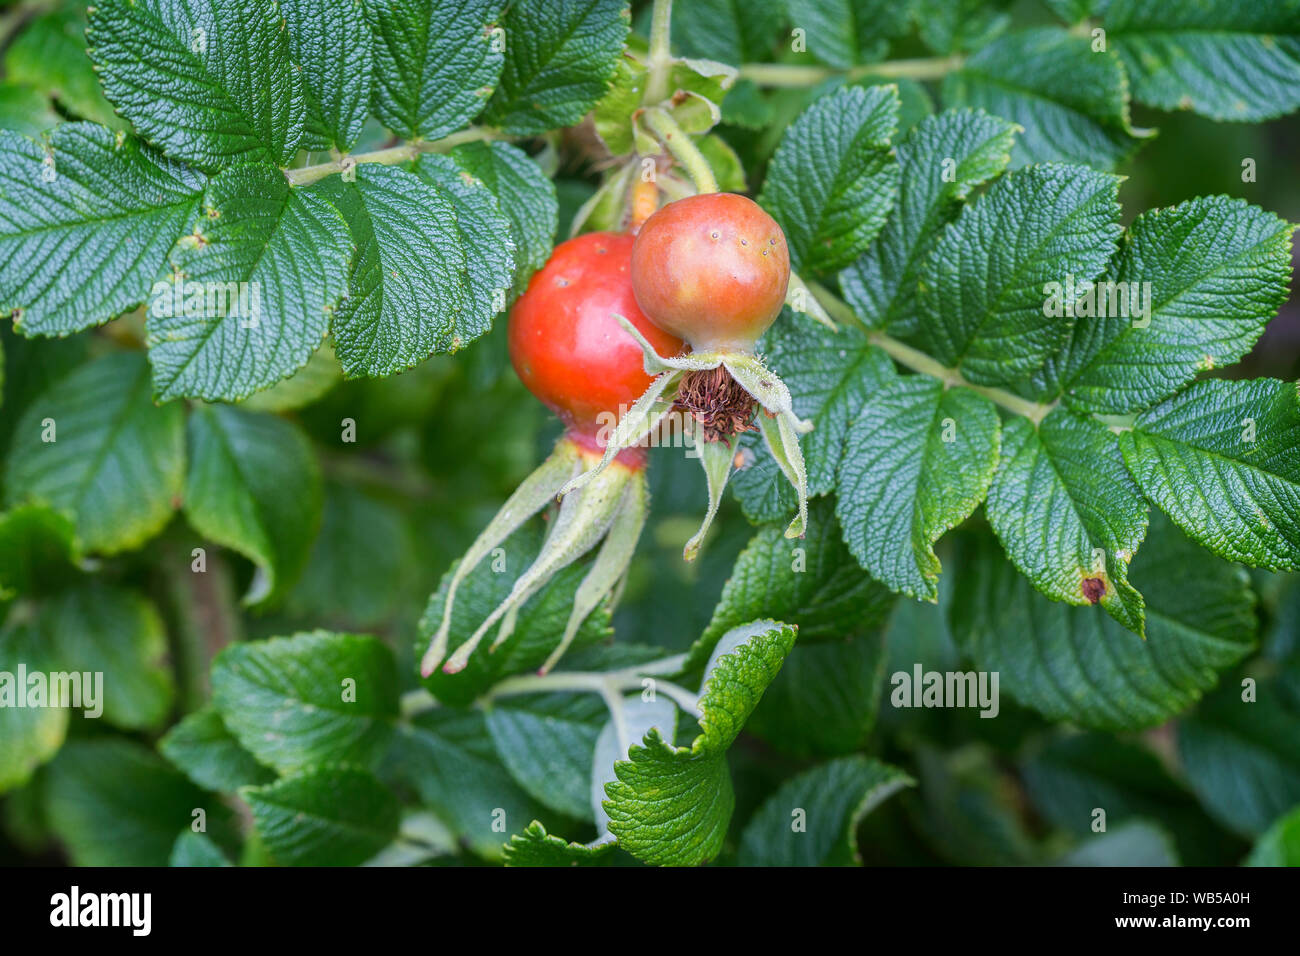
738;54;965;88
642;107;718;194
285;128;503;186
642;0;675;105
476;656;702;719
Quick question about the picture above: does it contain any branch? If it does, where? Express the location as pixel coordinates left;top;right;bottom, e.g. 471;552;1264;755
642;0;674;105
285;128;504;186
642;107;718;194
738;54;965;87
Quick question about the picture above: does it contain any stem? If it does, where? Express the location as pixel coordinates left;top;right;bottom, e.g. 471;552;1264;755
642;0;674;105
738;55;965;88
642;107;718;194
285;128;502;186
476;656;703;720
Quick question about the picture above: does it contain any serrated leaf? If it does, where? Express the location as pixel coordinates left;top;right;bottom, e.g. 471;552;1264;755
591;695;677;837
320;164;475;376
0;619;68;793
950;520;1257;730
480;0;629;136
87;0;305;170
1107;0;1300;122
149;163;352;401
736;756;913;866
986;409;1148;633
36;582;173;730
915;163;1122;386
758;85;900;274
0;123;204;335
211;630;398;774
1179;676;1300;837
837;376;1000;600
943;28;1145;170
170;830;233;866
159;706;277;792
486;691;606;821
1056;198;1295;413
6;352;185;554
281;0;374;151
690;497;894;671
784;0;914;68
4;9;122;128
503;821;617;866
1118;378;1300;571
603;620;795;866
840;108;1018;337
591;53;642;155
244;766;400;866
449;140;558;294
45;738;213;866
184;404;322;606
0;505;77;599
366;0;503;141
411;152;515;325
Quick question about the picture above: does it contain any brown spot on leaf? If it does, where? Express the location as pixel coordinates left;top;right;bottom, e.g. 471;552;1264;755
1081;577;1106;604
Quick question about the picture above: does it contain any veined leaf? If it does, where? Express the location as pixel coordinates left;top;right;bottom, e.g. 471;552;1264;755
503;821;617;866
915;163;1122;387
837;375;1000;601
758;85;901;274
1118;378;1300;571
6;352;185;555
0;123;204;336
736;756;913;866
148;163;352;401
986;409;1149;633
670;0;784;63
366;0;503;141
87;0;305;170
159;706;277;792
481;0;630;136
281;0;374;151
183;404;323;606
1058;198;1295;414
783;0;913;68
840;108;1018;337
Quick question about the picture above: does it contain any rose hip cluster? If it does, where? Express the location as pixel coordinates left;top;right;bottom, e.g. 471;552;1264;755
421;193;810;678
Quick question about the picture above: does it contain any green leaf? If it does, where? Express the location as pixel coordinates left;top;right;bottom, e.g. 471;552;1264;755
87;0;305;170
389;708;550;860
0;505;77;600
784;0;913;68
736;756;913;865
211;630;399;774
487;692;606;821
1247;804;1300;866
366;0;503;141
915;163;1122;387
0;326;88;453
184;404;323;606
746;632;888;757
6;352;185;555
0;83;60;137
503;821;617;866
281;0;374;151
840;108;1018;337
950;521;1257;730
238;342;342;412
170;830;233;866
4;8;122;128
603;620;796;866
411;152;516;326
45;738;213;866
690;497;894;671
1055;820;1179;866
0;619;69;793
320;164;477;376
1107;0;1300;121
1179;677;1300;837
591;695;677;836
1056;198;1295;414
1118;378;1300;571
914;0;1012;53
0;123;204;335
449;140;558;294
37;582;174;730
159;706;277;792
244;766;400;866
758;85;900;274
481;0;629;135
148;163;352;401
986;409;1148;633
837;376;1000;601
943;28;1145;170
670;0;784;63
